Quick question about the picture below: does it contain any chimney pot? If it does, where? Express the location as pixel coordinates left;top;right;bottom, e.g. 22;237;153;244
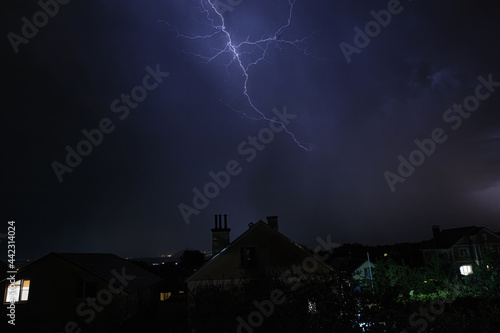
211;214;231;256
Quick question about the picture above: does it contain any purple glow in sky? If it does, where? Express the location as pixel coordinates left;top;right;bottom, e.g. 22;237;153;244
3;0;500;261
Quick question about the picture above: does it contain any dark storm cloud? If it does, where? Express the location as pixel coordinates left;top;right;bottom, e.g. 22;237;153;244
3;0;500;261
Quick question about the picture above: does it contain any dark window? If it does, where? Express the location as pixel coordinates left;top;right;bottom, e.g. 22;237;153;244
240;247;257;268
459;248;470;257
364;267;370;277
76;277;98;298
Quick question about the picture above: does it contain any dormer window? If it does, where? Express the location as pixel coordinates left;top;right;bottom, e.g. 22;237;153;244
240;247;257;268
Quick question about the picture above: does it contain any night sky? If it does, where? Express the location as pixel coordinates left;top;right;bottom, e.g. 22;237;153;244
3;0;500;262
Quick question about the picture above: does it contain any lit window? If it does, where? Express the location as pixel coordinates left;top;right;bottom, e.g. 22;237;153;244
459;248;470;257
5;280;30;303
160;292;172;301
460;265;473;276
240;247;257;268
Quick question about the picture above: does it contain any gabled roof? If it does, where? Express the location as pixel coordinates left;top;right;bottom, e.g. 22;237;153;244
422;226;499;250
436;226;480;249
187;220;333;282
7;252;162;291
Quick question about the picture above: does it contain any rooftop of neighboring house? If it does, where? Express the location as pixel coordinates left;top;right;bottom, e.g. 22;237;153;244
186;216;333;283
1;252;163;291
422;225;500;250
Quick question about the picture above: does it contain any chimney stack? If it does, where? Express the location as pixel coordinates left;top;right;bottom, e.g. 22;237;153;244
267;216;279;230
211;214;231;256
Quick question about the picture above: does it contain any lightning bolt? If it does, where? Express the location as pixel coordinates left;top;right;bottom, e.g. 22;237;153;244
160;0;311;151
